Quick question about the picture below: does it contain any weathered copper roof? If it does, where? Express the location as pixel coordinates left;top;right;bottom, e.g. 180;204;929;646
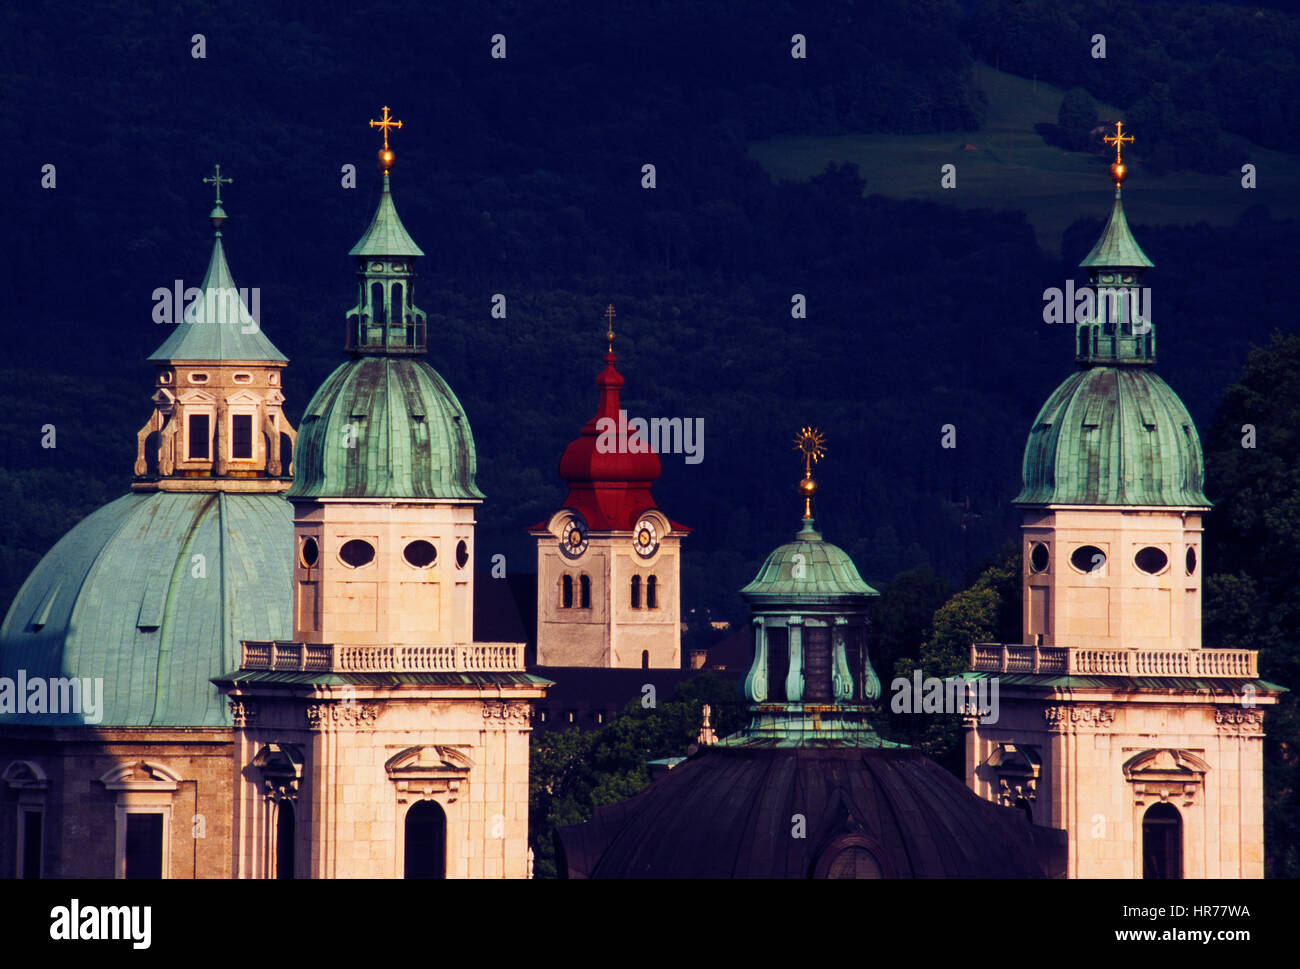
0;492;293;726
148;222;287;363
287;356;483;500
740;518;879;605
1080;187;1153;269
349;172;424;258
557;746;1060;878
1016;367;1209;507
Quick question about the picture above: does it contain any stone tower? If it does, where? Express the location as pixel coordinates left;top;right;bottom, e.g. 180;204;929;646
216;111;548;879
531;311;687;669
964;128;1283;878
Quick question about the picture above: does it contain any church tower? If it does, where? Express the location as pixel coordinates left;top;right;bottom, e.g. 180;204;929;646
531;308;688;669
217;111;547;879
964;127;1282;878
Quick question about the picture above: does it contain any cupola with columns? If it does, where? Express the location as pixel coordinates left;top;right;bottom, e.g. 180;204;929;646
134;166;296;491
732;429;885;745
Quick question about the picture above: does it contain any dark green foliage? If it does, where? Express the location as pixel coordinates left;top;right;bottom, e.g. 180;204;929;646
1057;88;1098;151
1203;332;1300;877
969;0;1300;172
528;673;744;879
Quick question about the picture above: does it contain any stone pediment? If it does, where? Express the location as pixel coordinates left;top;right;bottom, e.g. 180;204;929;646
1123;748;1208;806
2;760;49;790
385;745;474;804
253;743;303;800
98;761;182;791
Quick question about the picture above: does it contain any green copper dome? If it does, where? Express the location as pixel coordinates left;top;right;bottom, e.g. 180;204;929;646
287;356;484;500
740;518;879;606
1016;367;1209;507
0;492;293;726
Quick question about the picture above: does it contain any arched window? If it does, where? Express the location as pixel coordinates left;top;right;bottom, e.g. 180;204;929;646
276;801;295;880
391;282;404;323
404;800;446;879
646;575;657;609
812;834;891;879
641;650;650;669
579;574;591;609
370;282;385;325
630;575;641;609
561;574;574;609
1142;802;1182;879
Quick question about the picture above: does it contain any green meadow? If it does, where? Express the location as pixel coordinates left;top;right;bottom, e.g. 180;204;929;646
748;63;1300;253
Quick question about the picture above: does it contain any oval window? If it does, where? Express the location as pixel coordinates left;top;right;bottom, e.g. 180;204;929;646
403;540;437;568
1029;543;1049;573
1070;545;1106;573
456;540;469;569
233;372;253;384
189;372;209;383
300;537;319;568
339;539;376;568
1135;547;1168;574
1186;547;1197;575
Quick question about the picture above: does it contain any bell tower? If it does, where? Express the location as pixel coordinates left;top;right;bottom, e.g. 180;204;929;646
218;111;546;880
531;307;688;669
964;128;1282;878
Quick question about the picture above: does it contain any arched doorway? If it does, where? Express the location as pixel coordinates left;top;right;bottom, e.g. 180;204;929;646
276;801;295;879
404;800;446;879
1142;802;1182;879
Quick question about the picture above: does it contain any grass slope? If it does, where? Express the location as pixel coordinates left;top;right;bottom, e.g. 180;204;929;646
748;63;1300;252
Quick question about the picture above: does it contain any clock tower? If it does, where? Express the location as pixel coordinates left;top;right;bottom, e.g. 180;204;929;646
531;310;688;669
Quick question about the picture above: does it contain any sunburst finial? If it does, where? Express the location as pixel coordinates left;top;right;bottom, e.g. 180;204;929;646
793;427;826;519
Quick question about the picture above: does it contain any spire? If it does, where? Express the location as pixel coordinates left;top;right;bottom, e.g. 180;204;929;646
346;106;428;355
148;166;287;363
556;306;662;530
1074;123;1155;367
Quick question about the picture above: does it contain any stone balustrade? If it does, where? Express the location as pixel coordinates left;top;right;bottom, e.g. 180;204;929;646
240;640;525;673
970;643;1257;678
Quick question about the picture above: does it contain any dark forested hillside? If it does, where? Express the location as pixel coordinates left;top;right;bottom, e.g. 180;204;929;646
1;0;1297;631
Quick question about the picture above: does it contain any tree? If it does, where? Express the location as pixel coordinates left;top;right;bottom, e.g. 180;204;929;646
1203;331;1300;877
1057;87;1098;151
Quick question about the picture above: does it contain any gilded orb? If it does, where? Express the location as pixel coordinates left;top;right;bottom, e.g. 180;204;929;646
799;477;817;498
378;148;395;171
1110;161;1127;184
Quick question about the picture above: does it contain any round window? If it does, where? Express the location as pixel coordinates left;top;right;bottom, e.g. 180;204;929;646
300;537;319;568
339;539;376;568
1135;547;1168;574
1186;547;1197;575
456;540;469;569
1070;545;1106;573
1029;543;1049;573
403;540;437;568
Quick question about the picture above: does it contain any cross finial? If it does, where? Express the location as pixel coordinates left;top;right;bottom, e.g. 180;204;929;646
1104;121;1134;164
604;304;616;351
203;164;232;205
370;105;402;150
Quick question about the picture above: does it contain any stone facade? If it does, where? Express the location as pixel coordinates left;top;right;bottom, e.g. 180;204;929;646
534;508;683;668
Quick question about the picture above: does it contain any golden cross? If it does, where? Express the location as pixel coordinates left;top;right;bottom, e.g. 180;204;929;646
604;304;616;350
203;163;232;205
369;105;403;150
1104;121;1133;165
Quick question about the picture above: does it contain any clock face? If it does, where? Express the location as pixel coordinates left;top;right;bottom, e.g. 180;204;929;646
633;519;659;558
560;518;588;559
